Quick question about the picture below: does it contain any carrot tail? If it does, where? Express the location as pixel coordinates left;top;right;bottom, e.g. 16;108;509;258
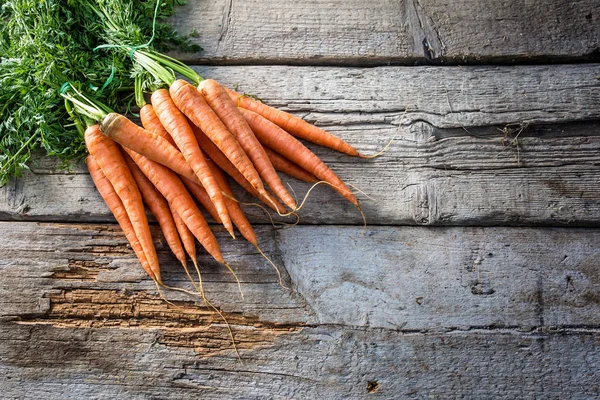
171;207;205;294
206;159;258;246
240;108;359;207
226;87;360;156
200;79;297;210
85;124;161;281
86;155;157;282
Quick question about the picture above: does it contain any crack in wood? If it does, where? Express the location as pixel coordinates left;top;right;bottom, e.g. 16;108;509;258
51;260;111;281
218;0;234;45
14;289;298;329
405;0;446;60
13;288;302;356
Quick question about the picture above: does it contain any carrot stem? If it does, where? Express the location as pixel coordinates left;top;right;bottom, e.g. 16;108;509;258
141;50;204;84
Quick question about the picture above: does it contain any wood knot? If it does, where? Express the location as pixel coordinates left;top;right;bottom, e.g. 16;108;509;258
367;380;380;393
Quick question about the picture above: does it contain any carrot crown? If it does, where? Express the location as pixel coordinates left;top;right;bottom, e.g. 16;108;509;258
134;75;147;109
60;83;112;126
133;50;203;86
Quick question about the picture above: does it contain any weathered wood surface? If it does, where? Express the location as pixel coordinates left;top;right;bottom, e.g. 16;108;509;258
3;324;600;399
2;2;600;397
1;222;600;398
170;0;600;64
1;64;599;226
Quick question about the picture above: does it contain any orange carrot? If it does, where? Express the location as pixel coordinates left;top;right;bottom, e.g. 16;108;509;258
139;104;177;147
205;158;258;246
226;88;360;156
169;79;268;199
123;151;187;268
84;125;161;280
192;124;286;214
151;89;234;238
206;157;288;288
87;155;157;282
122;147;225;265
240;108;358;206
171;206;197;266
138;106;225;223
263;146;318;183
205;158;286;287
181;176;222;224
139;106;224;223
199;79;296;210
170;205;205;294
100;112;197;183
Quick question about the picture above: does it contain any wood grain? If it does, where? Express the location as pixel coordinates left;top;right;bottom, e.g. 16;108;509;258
1;222;600;398
1;65;598;226
2;222;599;331
169;0;600;64
2;1;599;396
3;323;600;399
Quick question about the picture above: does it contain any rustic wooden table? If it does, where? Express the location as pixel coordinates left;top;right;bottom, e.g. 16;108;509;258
1;1;599;398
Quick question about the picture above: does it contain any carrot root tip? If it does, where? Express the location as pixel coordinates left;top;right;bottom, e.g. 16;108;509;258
223;262;244;300
256;245;289;290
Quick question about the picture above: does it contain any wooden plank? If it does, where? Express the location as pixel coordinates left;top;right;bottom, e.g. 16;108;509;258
0;222;309;325
170;0;600;64
2;323;600;399
1;65;599;226
196;64;600;128
2;222;599;330
277;225;600;330
1;222;600;398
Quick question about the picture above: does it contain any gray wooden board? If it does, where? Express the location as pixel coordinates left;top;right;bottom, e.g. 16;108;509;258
1;64;599;226
3;324;600;399
168;0;600;64
1;1;598;397
1;222;600;398
2;222;600;331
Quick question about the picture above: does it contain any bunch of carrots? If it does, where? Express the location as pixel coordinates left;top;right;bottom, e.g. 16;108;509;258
61;50;370;301
3;0;391;356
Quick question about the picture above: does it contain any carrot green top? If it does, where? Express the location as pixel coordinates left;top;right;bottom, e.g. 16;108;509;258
132;49;204;87
0;0;199;185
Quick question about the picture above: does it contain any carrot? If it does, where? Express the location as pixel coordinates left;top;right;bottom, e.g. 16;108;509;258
170;207;197;266
122;147;225;265
205;158;258;246
263;146;318;183
169;79;269;200
123;151;187;268
100;112;197;183
86;155;157;282
169;205;206;295
226;87;360;157
181;176;222;224
192;124;287;214
139;104;177;147
84;124;161;280
199;79;296;210
240;108;359;206
139;104;222;224
138;105;226;224
206;158;287;287
151;89;234;238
